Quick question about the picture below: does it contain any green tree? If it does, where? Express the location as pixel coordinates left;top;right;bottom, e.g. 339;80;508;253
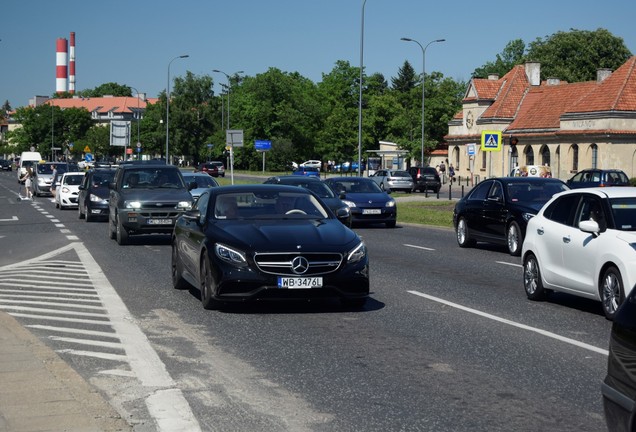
527;28;631;82
79;82;132;98
473;39;526;78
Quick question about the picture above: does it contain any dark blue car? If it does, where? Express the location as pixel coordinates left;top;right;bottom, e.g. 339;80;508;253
323;176;396;228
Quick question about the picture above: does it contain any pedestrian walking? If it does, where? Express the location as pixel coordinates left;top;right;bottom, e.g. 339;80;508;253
449;164;456;183
20;167;34;199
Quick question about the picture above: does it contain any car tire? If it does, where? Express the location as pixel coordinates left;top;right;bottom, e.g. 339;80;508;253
507;222;522;256
78;203;85;219
523;253;546;300
456;217;476;247
116;218;128;245
386;220;396;228
600;266;624;320
434;187;440;194
171;242;190;290
200;254;221;310
85;206;94;222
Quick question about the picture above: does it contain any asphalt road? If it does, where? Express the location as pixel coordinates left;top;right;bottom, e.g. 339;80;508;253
0;169;611;431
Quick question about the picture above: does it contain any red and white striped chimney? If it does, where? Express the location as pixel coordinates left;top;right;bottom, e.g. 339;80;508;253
56;37;68;94
69;32;76;94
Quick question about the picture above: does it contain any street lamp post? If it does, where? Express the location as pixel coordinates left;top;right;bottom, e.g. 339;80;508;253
166;54;189;164
400;37;445;166
358;0;368;176
212;69;244;130
129;87;142;160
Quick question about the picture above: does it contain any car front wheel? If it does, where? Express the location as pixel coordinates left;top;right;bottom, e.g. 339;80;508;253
200;254;220;310
171;242;190;290
600;266;624;320
523;253;546;300
116;218;128;245
456;217;475;247
507;222;522;256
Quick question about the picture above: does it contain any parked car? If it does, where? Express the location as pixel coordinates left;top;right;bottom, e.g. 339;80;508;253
182;172;220;201
408;166;441;193
263;175;352;227
567;169;630;189
602;286;636;430
0;159;12;171
299;160;322;170
196;162;224;177
77;168;116;221
55;172;85;209
108;161;194;245
171;184;369;309
522;187;636;319
369;169;414;192
323;176;397;228
453;177;569;256
292;166;320;177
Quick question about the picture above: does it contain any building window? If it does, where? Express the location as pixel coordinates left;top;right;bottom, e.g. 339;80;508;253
541;145;550;166
591;144;598;169
572;144;579;171
524;145;534;165
481;151;487;169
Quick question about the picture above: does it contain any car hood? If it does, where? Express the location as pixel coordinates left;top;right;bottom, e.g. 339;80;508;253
87;186;110;199
344;192;391;205
211;219;358;251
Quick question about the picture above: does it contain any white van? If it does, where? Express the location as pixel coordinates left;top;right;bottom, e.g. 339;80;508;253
17;151;43;183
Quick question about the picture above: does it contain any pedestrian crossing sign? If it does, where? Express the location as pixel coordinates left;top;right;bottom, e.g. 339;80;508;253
481;130;502;151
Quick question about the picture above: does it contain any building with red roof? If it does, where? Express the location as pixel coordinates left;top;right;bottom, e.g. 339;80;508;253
446;57;636;180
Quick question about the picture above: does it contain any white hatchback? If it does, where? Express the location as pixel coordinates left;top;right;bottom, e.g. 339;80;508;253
522;187;636;319
55;172;85;209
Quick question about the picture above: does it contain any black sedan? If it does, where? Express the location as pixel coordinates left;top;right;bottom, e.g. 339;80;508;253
263;175;352;227
171;184;369;309
77;168;116;221
323;177;397;228
453;177;569;255
603;286;636;431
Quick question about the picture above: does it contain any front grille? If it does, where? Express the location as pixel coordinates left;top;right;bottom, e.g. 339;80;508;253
254;252;343;276
140;202;179;209
138;211;181;218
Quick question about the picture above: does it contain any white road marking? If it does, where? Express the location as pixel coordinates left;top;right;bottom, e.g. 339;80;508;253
497;260;522;268
0;216;18;221
404;243;435;251
408;290;609;356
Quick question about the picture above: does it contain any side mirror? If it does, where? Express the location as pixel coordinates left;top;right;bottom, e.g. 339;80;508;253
579;219;601;237
336;207;351;224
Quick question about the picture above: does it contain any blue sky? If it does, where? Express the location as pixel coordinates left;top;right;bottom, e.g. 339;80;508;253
2;0;635;108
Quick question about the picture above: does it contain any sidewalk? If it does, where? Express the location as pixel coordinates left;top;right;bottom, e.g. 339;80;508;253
0;311;131;432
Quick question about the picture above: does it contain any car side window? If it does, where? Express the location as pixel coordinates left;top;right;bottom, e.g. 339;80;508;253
468;180;492;201
488;181;503;200
543;195;580;226
195;192;210;223
577;196;607;231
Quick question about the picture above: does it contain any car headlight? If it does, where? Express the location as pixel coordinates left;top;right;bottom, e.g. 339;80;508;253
342;200;356;208
347;241;367;264
215;243;247;266
124;201;142;209
177;201;193;210
38;178;46;185
522;212;535;222
385;199;396;208
61;187;71;193
89;194;107;203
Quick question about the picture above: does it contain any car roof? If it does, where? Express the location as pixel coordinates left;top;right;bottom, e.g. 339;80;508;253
556;186;636;199
210;184;312;195
488;176;566;184
266;175;320;183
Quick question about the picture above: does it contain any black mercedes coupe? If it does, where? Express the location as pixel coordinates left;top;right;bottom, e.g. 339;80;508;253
171;184;369;309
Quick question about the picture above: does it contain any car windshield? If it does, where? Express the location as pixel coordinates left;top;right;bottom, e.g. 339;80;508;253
91;171;115;187
63;174;84;185
506;182;568;204
610;198;636;231
213;191;329;220
123;169;184;189
331;179;382;194
391;171;411;178
37;164;54;174
184;175;217;188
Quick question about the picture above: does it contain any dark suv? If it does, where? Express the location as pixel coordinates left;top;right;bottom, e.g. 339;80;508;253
78;168;116;222
408;166;441;193
108;162;193;245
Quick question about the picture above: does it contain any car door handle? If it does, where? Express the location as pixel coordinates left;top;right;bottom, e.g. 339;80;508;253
562;236;571;243
536;228;544;235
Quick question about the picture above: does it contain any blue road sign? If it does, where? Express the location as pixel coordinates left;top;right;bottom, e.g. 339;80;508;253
255;140;272;151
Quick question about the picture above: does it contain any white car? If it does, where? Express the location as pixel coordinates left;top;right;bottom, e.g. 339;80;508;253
522;187;636;319
55;172;85;209
299;160;322;170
